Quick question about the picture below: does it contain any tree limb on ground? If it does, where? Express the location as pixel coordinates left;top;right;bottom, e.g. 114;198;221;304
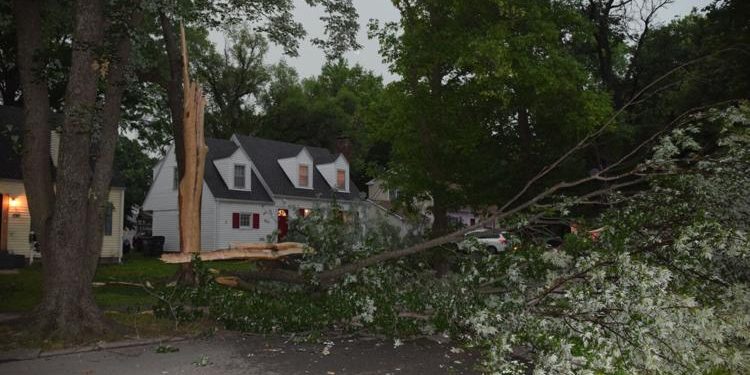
160;242;310;263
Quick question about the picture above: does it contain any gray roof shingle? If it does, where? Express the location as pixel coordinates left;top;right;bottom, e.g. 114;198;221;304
203;138;274;202
234;134;360;201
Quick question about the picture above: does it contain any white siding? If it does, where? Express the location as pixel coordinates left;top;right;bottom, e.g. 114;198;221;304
367;179;390;201
215;200;277;248
143;146;178;211
101;188;125;260
274;197;365;222
213;148;253;191
316;155;349;192
1;179;31;256
277;148;314;189
0;179;123;260
151;184;217;251
152;210;179;251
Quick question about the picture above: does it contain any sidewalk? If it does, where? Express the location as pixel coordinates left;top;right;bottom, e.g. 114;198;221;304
0;331;479;374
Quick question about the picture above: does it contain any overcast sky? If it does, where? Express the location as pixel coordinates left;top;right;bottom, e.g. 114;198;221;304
211;0;714;83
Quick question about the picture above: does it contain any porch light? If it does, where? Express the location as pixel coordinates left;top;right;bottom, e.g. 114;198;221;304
9;196;18;208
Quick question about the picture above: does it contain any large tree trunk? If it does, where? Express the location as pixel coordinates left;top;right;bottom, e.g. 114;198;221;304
13;0;141;339
34;0;107;337
12;0;55;257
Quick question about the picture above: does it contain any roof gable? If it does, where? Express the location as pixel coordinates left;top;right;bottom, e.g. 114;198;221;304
202;138;273;202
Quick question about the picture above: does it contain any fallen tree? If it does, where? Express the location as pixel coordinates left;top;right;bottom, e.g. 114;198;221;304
220;54;738;287
160;242;309;263
154;101;750;374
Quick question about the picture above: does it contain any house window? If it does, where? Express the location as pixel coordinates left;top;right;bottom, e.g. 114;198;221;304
298;165;309;187
336;169;346;190
233;212;259;229
239;213;251;228
104;204;113;236
173;166;179;190
234;164;246;188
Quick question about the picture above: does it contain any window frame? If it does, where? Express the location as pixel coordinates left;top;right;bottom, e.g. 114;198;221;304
238;212;252;228
104;204;113;236
298;164;310;187
234;164;246;189
336;168;346;190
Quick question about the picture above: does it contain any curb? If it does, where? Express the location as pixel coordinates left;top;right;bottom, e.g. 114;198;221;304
0;336;189;363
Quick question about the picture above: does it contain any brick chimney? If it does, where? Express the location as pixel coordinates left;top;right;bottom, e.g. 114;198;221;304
336;136;353;161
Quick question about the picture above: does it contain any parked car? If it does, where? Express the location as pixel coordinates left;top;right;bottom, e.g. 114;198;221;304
459;228;509;253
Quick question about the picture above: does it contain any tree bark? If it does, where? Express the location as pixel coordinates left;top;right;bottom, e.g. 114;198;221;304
12;0;55;258
33;0;108;338
14;0;141;339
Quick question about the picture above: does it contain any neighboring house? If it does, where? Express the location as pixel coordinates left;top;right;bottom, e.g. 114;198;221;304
0;106;125;263
366;178;486;231
364;179;430;236
142;134;364;251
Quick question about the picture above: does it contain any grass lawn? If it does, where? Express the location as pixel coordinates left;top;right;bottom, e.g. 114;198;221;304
0;252;253;313
0;252;254;350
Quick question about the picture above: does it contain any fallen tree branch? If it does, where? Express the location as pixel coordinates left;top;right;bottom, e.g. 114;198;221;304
214;276;257;291
160;242;310;263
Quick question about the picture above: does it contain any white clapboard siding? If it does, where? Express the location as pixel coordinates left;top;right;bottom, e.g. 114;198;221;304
143;146;178;212
214;200;277;248
151;184;217;252
0;179;123;260
1;179;31;257
277;147;314;189
316;154;350;192
101;188;125;260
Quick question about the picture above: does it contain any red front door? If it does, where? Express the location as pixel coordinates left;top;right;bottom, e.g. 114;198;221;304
277;209;289;241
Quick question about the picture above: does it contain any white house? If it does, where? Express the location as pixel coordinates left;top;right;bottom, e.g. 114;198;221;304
142;134;365;251
0;106;125;263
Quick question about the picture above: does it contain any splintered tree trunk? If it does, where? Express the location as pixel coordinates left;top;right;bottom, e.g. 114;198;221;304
176;24;208;284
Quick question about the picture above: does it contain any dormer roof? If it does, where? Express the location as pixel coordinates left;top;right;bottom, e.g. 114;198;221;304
203;138;273;202
233;134;360;201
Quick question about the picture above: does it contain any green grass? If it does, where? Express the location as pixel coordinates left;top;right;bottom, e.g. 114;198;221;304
0;252;254;313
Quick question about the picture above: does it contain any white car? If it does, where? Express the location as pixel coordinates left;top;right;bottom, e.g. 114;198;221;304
460;229;509;253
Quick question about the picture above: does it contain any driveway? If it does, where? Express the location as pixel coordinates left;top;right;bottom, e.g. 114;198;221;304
0;331;480;374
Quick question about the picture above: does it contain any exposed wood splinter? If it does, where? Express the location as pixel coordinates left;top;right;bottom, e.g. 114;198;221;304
159;242;312;263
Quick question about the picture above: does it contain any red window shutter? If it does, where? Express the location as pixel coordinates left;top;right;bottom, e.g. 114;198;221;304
298;208;305;217
252;213;260;229
232;213;239;228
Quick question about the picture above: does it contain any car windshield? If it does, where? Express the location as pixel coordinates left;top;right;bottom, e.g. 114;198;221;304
465;229;504;239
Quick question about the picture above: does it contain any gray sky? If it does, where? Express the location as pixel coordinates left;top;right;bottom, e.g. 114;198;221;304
212;0;714;83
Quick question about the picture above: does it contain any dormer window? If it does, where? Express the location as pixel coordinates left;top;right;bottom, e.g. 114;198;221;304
299;164;309;187
336;169;346;190
234;164;246;188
